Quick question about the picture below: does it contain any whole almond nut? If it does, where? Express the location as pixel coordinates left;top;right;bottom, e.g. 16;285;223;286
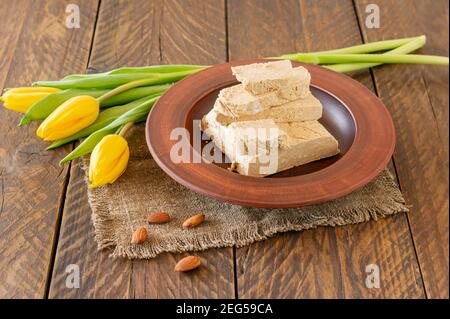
182;213;205;228
174;256;201;272
131;227;148;244
147;212;171;224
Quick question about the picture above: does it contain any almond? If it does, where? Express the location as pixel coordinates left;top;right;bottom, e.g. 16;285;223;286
131;227;148;244
147;212;171;224
182;213;205;228
174;256;201;272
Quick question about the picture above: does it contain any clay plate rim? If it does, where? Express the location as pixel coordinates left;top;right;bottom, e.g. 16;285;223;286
146;59;396;208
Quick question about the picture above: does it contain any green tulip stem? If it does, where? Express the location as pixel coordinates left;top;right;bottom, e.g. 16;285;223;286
96;79;158;103
94;70;194;103
118;122;134;138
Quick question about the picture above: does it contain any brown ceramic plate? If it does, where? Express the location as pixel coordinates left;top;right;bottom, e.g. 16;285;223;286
146;59;395;208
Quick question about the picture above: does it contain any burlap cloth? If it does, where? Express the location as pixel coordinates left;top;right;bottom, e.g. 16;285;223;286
83;125;408;259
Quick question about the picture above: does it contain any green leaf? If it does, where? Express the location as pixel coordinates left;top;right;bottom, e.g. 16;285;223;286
100;84;169;107
20;89;106;126
19;85;170;126
34;69;197;90
62;65;207;80
59;96;159;164
47;95;158;150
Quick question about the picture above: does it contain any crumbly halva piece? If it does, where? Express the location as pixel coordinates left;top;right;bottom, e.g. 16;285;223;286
239;121;339;177
214;92;322;124
227;119;289;156
202;111;339;177
201;113;287;160
231;60;311;100
216;84;287;116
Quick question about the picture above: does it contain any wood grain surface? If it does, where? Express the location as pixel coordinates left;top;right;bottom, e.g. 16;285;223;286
228;0;424;298
0;0;447;299
49;0;234;299
0;0;98;298
355;0;449;299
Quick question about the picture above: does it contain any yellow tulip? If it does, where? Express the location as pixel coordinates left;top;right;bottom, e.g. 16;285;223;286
88;134;130;188
0;87;61;113
36;95;99;141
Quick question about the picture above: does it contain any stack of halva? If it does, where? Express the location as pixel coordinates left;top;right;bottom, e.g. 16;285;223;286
201;60;339;177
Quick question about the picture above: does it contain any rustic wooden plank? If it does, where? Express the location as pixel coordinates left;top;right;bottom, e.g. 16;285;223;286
49;161;132;298
229;0;424;298
355;0;449;299
0;0;98;298
49;0;234;298
0;1;29;86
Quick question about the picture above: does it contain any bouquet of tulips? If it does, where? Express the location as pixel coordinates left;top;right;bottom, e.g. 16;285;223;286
1;35;448;188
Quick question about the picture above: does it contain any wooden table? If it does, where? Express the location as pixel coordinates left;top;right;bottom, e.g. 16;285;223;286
0;0;448;299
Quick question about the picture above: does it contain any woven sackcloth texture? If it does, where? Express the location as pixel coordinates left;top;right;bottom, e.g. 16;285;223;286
82;125;408;259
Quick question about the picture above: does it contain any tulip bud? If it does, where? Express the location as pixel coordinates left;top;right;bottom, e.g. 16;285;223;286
0;87;61;113
88;134;130;188
36;95;99;141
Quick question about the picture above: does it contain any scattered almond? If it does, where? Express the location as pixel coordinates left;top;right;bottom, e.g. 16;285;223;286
182;213;205;228
131;227;148;244
228;161;237;172
174;256;201;272
147;212;171;224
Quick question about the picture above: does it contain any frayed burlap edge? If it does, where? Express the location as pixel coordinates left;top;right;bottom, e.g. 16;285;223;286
82;156;408;259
